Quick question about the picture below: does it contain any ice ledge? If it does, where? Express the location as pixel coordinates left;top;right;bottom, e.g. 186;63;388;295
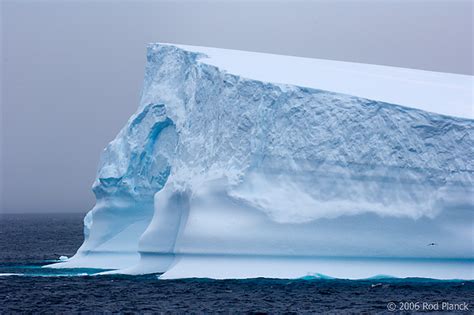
150;43;473;119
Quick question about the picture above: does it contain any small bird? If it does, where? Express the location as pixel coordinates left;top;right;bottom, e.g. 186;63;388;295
427;242;437;246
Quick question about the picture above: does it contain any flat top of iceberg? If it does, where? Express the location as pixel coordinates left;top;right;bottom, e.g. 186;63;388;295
166;43;472;119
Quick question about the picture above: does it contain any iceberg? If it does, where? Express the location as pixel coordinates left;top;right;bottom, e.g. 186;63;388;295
49;43;474;280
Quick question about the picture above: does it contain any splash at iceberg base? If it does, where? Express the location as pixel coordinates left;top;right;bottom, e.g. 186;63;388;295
48;44;474;280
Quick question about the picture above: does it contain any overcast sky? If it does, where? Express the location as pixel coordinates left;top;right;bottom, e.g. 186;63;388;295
1;0;472;213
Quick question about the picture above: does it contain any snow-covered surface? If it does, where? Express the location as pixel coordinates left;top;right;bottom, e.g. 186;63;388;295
48;43;474;279
175;44;473;119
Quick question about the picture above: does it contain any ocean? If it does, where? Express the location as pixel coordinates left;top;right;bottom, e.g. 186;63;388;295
0;213;472;313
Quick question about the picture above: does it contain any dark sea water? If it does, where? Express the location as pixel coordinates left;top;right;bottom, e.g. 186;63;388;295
0;213;473;313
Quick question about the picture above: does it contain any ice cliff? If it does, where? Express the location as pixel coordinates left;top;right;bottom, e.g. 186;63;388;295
49;44;474;279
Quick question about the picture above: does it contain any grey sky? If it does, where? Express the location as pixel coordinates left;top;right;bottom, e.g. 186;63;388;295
1;0;472;213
